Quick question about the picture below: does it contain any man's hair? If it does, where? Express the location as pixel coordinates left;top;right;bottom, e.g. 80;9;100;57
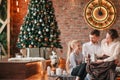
90;29;100;37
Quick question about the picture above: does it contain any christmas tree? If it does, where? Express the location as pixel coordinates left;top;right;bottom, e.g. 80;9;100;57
17;0;62;49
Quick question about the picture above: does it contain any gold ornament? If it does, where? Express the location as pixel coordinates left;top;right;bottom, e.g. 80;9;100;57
17;38;20;42
34;45;37;48
29;45;33;48
37;23;40;26
44;37;48;41
35;37;38;40
51;45;54;48
38;39;41;42
21;43;24;46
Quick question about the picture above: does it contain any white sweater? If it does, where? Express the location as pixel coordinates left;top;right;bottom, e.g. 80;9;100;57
100;39;120;62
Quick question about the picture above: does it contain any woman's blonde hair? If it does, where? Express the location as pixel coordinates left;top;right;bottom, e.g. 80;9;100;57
66;40;80;73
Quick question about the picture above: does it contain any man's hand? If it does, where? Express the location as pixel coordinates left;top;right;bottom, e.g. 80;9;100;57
95;60;104;64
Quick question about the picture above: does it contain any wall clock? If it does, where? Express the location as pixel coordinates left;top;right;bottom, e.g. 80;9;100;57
84;0;116;30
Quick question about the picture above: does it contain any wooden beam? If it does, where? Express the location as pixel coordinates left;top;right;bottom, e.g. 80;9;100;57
0;19;8;34
0;18;4;24
0;43;7;55
7;0;10;58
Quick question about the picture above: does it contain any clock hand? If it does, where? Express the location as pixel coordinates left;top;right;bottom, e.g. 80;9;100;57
98;0;103;16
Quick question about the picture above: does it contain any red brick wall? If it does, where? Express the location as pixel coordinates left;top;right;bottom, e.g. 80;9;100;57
10;0;120;58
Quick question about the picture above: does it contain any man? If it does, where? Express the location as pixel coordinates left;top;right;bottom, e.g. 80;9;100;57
82;29;102;80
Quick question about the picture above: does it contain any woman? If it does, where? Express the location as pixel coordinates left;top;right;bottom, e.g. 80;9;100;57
87;29;120;80
66;40;86;80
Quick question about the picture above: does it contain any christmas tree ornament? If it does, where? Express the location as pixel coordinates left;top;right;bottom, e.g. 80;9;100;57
41;10;43;13
30;35;33;38
42;23;45;26
27;28;30;31
23;35;26;39
20;32;22;34
42;0;45;3
21;43;24;46
34;20;37;24
31;42;34;45
25;37;28;40
28;32;31;35
40;35;43;38
46;28;49;32
34;45;37;48
24;31;26;34
17;38;20;42
39;19;42;22
33;12;36;16
36;4;39;7
38;31;42;34
38;39;41;42
49;38;52;42
50;35;53;37
44;12;46;15
50;11;53;14
21;39;23;42
44;37;48;41
51;45;54;48
35;37;38;40
31;16;34;19
37;23;40;26
43;29;45;32
29;45;33;48
20;27;23;30
31;28;34;31
35;0;38;3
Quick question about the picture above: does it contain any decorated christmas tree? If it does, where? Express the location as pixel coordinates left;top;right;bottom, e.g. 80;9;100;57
17;0;62;49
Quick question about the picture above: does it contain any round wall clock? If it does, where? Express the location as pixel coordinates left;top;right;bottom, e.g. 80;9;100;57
84;0;116;30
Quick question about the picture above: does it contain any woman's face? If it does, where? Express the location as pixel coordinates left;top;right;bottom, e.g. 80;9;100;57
106;33;112;43
74;42;81;52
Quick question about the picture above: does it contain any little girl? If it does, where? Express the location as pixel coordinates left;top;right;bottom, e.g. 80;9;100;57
66;40;86;80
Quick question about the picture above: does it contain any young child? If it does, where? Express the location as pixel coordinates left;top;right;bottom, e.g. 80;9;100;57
66;40;86;80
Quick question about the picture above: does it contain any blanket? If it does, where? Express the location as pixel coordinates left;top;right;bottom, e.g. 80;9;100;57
86;56;117;80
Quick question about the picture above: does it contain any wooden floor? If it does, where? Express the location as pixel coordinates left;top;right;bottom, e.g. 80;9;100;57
26;72;120;80
27;71;47;80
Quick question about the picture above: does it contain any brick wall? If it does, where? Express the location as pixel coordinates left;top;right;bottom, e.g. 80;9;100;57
10;0;29;56
10;0;120;58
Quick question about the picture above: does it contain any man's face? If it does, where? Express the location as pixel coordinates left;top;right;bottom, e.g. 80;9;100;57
89;34;99;43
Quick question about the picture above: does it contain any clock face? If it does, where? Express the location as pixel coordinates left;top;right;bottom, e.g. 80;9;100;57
84;0;116;30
